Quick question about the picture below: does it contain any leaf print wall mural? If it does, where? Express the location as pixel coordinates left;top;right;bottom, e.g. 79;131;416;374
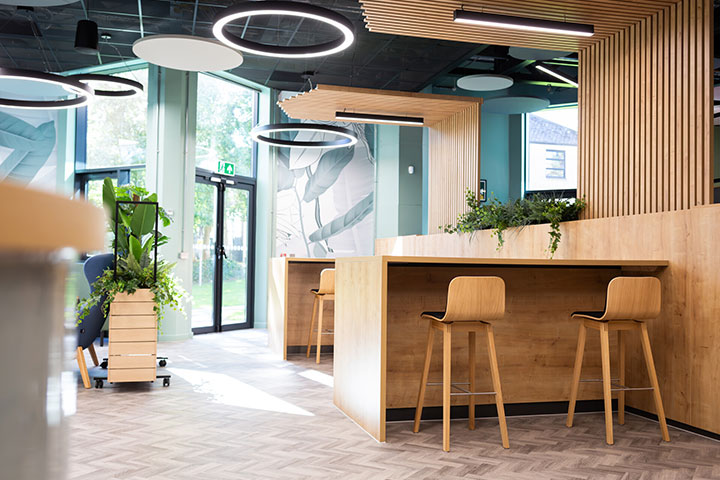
0;109;58;191
274;96;375;258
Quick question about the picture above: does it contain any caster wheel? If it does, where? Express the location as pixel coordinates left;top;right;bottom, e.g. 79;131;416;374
100;360;108;369
163;378;170;387
159;359;167;367
94;379;104;389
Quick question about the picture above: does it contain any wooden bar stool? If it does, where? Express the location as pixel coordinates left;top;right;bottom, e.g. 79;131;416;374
567;276;670;445
413;276;510;452
305;268;335;364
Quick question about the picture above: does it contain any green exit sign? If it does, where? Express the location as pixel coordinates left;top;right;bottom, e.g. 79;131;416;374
217;161;235;176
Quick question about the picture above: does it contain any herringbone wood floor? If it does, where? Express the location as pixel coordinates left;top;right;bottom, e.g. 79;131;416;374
69;330;720;480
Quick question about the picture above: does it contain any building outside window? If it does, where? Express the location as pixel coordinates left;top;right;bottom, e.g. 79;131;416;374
525;106;578;196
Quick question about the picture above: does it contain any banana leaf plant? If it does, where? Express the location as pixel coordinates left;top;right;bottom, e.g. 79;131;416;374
77;178;186;325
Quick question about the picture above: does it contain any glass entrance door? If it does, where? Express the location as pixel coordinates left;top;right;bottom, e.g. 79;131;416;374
192;171;255;334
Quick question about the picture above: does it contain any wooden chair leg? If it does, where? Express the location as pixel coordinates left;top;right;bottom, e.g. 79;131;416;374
413;324;435;433
567;323;587;427
306;295;319;358
315;297;324;364
599;322;614;445
76;346;91;389
88;343;99;367
442;323;452;452
468;330;476;431
618;330;626;426
486;323;509;449
639;322;670;442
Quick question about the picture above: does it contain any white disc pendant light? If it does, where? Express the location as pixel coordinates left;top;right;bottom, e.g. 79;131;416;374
457;74;513;92
213;1;354;58
132;35;244;72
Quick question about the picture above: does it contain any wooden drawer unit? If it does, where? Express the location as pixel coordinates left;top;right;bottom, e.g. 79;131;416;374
107;289;158;383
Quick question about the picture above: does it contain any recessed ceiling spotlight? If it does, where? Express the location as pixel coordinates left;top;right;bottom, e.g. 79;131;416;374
456;74;513;92
251;123;358;149
69;74;144;97
454;10;594;37
132;35;244;72
535;63;578;87
0;67;94;110
212;1;355;58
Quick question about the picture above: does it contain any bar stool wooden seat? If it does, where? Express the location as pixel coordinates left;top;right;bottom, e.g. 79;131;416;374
305;268;335;364
567;276;670;445
413;276;510;452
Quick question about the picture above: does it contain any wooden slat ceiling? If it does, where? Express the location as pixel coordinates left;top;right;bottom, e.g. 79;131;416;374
278;84;481;126
360;0;683;51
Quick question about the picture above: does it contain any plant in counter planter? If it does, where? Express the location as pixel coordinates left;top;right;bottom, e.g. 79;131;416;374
77;178;186;326
443;190;586;258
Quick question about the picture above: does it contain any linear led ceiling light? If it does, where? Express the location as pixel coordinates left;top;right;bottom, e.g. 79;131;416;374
335;111;424;126
213;1;355;58
453;10;594;37
0;68;94;109
251;123;358;149
535;63;578;87
69;74;144;97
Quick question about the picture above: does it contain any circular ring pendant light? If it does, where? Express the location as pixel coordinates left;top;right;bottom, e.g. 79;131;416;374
0;68;94;109
251;123;357;149
212;1;355;58
69;74;144;97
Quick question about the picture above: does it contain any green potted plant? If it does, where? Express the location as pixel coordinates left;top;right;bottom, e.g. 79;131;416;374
78;178;186;327
443;190;587;258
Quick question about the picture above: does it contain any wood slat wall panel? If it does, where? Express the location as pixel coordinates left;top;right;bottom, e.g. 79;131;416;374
428;104;481;231
578;0;713;218
360;0;682;51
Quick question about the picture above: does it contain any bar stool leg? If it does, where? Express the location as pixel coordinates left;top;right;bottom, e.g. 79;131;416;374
316;297;324;364
567;323;587;427
468;331;476;431
306;295;319;358
639;322;670;442
442;323;452;452
76;346;91;389
599;322;614;445
88;343;99;367
486;323;510;449
413;324;435;433
618;330;626;425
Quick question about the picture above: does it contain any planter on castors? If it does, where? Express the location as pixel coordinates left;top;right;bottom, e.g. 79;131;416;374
108;289;157;383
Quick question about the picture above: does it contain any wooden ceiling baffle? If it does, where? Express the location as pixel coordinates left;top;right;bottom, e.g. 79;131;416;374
278;85;483;230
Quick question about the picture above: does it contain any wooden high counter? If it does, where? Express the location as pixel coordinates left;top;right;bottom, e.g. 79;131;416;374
268;258;335;359
333;256;668;442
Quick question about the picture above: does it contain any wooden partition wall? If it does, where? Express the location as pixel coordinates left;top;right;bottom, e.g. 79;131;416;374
278;85;482;231
427;104;481;230
578;0;713;218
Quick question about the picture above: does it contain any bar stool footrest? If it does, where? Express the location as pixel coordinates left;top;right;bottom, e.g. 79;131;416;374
427;381;496;396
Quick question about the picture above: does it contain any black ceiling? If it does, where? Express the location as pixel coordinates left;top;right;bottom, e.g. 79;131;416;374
0;0;491;92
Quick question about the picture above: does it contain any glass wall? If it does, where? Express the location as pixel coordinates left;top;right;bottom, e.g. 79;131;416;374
524;105;578;196
195;73;257;177
75;67;149;206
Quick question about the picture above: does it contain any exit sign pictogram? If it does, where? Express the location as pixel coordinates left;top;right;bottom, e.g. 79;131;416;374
217;161;235;176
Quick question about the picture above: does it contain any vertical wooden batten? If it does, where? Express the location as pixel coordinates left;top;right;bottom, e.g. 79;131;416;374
578;0;713;218
428;103;482;231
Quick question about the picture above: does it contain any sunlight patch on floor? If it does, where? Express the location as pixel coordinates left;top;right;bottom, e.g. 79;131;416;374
169;367;314;416
298;369;334;388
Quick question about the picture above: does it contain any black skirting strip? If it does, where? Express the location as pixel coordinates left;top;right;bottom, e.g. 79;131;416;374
286;345;334;355
626;406;720;442
387;399;613;422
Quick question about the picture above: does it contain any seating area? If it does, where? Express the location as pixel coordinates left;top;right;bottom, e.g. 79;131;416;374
1;1;720;479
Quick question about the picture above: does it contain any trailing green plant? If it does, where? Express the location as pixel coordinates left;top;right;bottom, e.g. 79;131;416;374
77;178;186;325
443;190;586;257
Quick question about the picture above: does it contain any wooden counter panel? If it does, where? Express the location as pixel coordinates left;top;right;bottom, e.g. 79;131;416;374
377;205;720;434
334;257;386;441
386;265;619;409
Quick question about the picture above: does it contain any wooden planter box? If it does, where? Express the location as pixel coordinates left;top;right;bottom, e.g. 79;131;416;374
107;289;157;383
